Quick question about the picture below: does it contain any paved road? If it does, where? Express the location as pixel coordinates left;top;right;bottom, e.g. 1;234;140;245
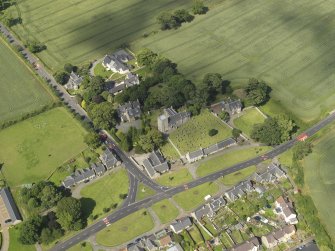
51;112;335;251
0;22;88;119
122;172;138;207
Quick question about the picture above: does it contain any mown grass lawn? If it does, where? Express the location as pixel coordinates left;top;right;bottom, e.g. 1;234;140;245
169;110;231;155
0;37;54;124
80;169;129;222
173;182;219;211
188;227;204;245
160;142;180;160
151;199;179;224
8;226;35;251
233;108;266;136
96;209;154;247
221;166;256;186
156;168;193;187
196;146;272;177
68;242;93;251
136;183;156;201
0;107;87;186
93;63;112;79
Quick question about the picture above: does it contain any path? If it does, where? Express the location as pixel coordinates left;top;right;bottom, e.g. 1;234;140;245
167;138;183;158
0;227;9;251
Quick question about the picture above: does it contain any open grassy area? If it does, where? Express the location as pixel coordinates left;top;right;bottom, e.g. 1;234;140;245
136;183;156;201
151;199;179;224
93;62;112;79
160;142;180;160
233;108;266;136
80;169;129;222
96;209;154;247
0;37;54;123
7;0;193;70
221;165;256;186
68;242;93;251
156;168;193;187
0;107;87;186
304;128;335;240
196;146;271;177
169;110;232;155
8;226;35;251
173;182;219;211
136;0;335;122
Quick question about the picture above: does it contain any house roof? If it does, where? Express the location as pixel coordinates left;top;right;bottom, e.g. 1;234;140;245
0;188;22;223
143;159;157;177
155;162;169;173
167;243;183;251
63;176;75;188
232;242;255;251
283;225;296;235
101;149;118;167
273;229;286;241
188;149;204;160
195;205;211;220
124;73;139;86
112;49;134;62
209;196;225;212
210;102;224;114
159;234;172;247
251;163;285;183
117;101;141;120
171;217;192;233
224;100;242;113
168;111;190;127
92;163;106;174
203;138;236;155
263;233;277;244
69;71;83;85
143;151;169;177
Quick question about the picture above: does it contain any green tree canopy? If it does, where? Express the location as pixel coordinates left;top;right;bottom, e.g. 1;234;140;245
56;197;83;231
84;132;102;149
19;216;43;245
245;78;271;106
88;102;117;130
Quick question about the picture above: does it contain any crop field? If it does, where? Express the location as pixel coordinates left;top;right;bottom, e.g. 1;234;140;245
169;110;231;155
304;128;335;240
0;37;53;123
0;107;87;186
136;0;335;122
233;108;266;137
7;0;192;70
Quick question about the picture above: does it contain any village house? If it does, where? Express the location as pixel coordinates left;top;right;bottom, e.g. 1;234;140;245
170;217;192;234
62;167;96;188
64;71;83;90
117;100;141;123
274;196;298;224
143;150;169;178
166;243;183;251
107;73;140;95
91;162;106;176
211;99;242;116
0;187;22;225
157;107;190;133
261;225;296;248
194;196;226;220
102;49;133;74
231;237;261;251
251;163;286;183
100;149;121;169
224;180;253;202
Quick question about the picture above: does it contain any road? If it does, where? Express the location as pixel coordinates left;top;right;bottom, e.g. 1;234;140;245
51;111;335;251
0;22;88;120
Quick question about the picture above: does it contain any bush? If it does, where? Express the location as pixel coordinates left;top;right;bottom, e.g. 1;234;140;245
192;0;208;15
208;129;218;136
53;71;69;85
27;41;47;53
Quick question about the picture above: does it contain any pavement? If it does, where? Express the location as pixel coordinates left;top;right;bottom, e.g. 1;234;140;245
51;111;335;251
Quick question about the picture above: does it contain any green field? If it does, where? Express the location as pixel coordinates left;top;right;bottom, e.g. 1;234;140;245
0;107;87;186
0;37;54;123
221;166;256;186
233;108;266;136
169;110;232;155
173;182;219;211
196;146;271;177
80;169;129;221
151;199;179;224
7;0;193;70
8;226;35;251
304;128;335;240
136;183;156;201
136;0;335;122
156;168;193;187
96;209;154;247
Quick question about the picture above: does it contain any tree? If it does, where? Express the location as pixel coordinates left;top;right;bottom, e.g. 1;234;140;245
119;193;127;199
157;12;179;30
192;0;208;15
28;197;39;208
174;9;194;23
19;216;43;245
232;128;242;140
294;141;313;160
53;71;69;85
84;132;102;149
245;78;271;106
56;197;83;231
27;41;47;53
219;111;230;122
208;129;218;136
64;63;74;73
137;48;158;67
40;185;63;209
138;129;165;152
88;102;117;130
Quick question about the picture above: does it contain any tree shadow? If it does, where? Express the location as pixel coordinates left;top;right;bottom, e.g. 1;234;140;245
80;197;96;222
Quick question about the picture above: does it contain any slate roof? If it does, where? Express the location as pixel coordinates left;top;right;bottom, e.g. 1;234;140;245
203;138;236;155
194;205;211;220
143;151;169;177
188;149;204;160
167;243;183;251
91;162;106;174
117;100;141;121
224;100;242;114
209;196;226;212
263;233;277;245
103;54;129;72
62;176;75;188
251;163;285;183
112;49;134;62
170;217;192;233
100;149;119;168
0;188;22;224
168;111;191;127
69;71;83;85
225;180;254;201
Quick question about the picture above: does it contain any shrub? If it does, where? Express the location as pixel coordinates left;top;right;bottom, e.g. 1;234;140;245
208;129;218;136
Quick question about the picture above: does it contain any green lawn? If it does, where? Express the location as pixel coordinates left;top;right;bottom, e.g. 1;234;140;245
80;169;129;221
68;242;93;251
169;110;232;155
136;0;335;122
233;108;266;136
0;37;54;124
304;127;335;240
93;63;112;79
221;166;256;186
8;226;35;251
173;182;219;211
96;209;154;247
6;0;193;70
156;168;193;187
160;142;180;160
196;146;271;177
188;227;204;245
151;199;179;224
136;183;156;201
0;107;87;186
